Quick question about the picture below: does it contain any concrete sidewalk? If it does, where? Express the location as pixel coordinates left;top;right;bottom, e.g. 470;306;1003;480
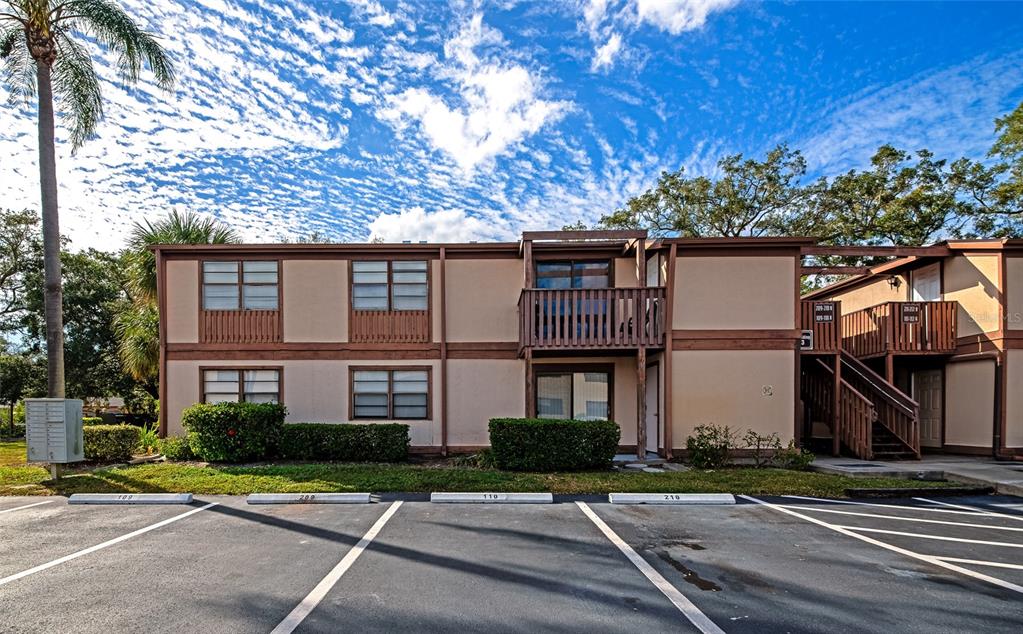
812;455;1023;496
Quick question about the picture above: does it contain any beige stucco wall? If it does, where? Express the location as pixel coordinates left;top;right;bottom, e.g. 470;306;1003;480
944;254;1001;337
282;260;347;342
165;359;442;446
673;256;795;330
166;260;199;343
446;359;525;446
1007;256;1023;331
828;275;908;313
1006;351;1023;448
944;359;995;448
614;257;640;288
445;259;522;342
431;259;442;342
671;349;794;447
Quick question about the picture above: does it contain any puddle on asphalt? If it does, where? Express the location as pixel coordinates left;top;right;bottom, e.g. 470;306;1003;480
657;550;722;591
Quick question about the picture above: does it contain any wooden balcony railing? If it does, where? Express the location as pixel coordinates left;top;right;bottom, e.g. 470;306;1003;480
350;310;430;343
800;301;841;353
200;310;281;344
519;287;665;350
841;301;957;358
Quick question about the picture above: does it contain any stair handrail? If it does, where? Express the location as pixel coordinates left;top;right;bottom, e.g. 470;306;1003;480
839;351;917;415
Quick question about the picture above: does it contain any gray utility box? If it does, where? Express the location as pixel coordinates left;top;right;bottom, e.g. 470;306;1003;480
25;399;84;464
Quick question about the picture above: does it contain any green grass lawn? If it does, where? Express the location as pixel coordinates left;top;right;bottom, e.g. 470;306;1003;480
0;439;960;498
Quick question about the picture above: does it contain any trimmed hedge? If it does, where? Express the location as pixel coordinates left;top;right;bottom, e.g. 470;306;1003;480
83;417;104;426
84;424;140;462
183;402;286;463
160;435;195;461
279;423;410;462
488;418;620;471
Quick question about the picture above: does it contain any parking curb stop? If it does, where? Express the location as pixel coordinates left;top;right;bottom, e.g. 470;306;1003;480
609;493;736;505
430;492;553;504
68;493;194;505
247;493;372;504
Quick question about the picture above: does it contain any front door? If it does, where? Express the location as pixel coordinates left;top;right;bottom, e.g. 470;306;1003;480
913;369;943;448
645;362;659;454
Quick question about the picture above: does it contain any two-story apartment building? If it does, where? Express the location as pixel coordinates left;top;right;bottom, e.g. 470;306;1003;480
801;239;1023;460
155;231;807;459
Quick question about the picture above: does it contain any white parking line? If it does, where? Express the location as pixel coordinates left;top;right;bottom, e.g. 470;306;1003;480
834;525;1023;548
0;500;53;515
0;502;217;587
780;505;1023;532
576;502;725;634
913;497;1023;522
271;501;403;634
740;495;1023;595
781;495;991;517
936;557;1023;571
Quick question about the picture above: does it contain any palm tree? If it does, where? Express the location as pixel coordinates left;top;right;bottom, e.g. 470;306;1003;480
1;1;174;397
117;210;239;382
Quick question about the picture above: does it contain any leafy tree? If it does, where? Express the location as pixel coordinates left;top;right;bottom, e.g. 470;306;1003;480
600;145;821;237
0;352;37;435
117;210;239;382
1;0;174;397
0;209;42;331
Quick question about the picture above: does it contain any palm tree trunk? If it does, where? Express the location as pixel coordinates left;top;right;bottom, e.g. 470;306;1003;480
36;61;65;398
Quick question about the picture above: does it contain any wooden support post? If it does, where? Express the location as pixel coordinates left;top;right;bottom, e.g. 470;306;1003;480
439;247;448;456
636;239;647;286
663;243;677;459
832;353;841;457
524;348;534;418
523;239;534;288
885;353;894;384
636;347;647;460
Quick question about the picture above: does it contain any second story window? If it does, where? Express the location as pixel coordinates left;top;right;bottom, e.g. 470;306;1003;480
352;260;428;311
202;261;278;311
536;260;610;289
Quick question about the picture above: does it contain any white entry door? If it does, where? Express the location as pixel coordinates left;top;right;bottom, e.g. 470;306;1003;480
913;369;943;448
645;363;659;453
912;264;941;302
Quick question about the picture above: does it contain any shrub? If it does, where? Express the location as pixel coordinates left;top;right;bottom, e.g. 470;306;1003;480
82;417;104;426
159;435;195;461
743;429;782;468
777;440;816;471
488;418;620;471
278;423;409;462
138;423;160;455
685;424;738;469
182;402;286;462
84;425;140;462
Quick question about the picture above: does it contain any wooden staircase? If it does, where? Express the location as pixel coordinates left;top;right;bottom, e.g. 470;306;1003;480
802;352;920;460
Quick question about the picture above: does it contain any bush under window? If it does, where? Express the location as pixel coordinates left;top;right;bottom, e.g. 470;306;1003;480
182;402;286;462
83;424;140;462
488;418;620;471
279;423;410;462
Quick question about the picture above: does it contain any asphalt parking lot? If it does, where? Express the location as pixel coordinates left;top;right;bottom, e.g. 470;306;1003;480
1;494;1022;633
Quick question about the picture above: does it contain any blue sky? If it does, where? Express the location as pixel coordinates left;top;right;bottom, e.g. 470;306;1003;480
2;0;1023;250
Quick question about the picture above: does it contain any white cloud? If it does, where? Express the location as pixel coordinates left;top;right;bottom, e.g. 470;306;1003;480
592;32;623;71
378;13;570;173
367;206;509;242
632;0;738;35
579;0;739;71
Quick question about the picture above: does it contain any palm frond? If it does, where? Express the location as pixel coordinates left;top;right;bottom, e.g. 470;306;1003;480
126;210;241;302
0;23;34;103
51;32;102;150
113;300;159;381
58;0;174;89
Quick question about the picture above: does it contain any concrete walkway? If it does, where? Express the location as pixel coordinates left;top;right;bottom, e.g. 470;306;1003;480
812;454;1023;496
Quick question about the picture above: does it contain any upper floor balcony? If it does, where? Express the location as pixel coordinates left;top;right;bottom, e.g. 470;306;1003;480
518;287;666;352
800;299;958;358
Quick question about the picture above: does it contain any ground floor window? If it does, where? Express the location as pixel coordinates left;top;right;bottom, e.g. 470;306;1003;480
202;368;281;404
535;367;611;420
351;367;430;419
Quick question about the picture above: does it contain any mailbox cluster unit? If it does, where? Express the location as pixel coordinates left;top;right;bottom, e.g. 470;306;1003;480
25;398;84;464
